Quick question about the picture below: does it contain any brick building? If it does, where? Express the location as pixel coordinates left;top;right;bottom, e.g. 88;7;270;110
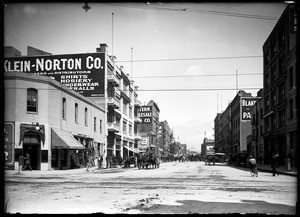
262;4;297;165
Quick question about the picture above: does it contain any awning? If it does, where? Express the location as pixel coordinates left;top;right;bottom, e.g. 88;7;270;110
124;145;138;153
51;128;85;150
133;148;140;153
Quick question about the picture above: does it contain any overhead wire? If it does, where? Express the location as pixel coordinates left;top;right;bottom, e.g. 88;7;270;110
132;73;262;79
4;87;262;92
105;3;280;20
115;55;263;63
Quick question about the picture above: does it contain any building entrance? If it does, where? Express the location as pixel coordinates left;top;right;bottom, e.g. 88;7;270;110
23;134;41;170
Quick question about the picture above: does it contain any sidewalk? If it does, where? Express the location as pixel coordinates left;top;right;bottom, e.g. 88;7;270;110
256;164;297;177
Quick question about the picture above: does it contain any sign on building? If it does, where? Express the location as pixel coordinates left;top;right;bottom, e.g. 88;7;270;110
4;123;14;165
4;53;105;97
140;136;149;150
137;106;152;124
241;97;259;121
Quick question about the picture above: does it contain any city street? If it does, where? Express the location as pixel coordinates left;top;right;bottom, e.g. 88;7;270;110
5;161;297;214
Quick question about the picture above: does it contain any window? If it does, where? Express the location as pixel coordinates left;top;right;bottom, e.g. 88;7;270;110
100;119;102;134
62;98;67;120
289;67;294;88
123;120;127;134
278;83;285;102
27;88;38;113
94;117;97;132
272;91;277;107
278;29;285;50
264;50;270;67
272;114;277;130
278;56;285;76
264;72;270;89
278;109;285;127
271;40;277;58
265;95;270;112
129;124;133;136
123;103;127;115
271;65;277;84
75;103;78;123
289;98;294;120
85;108;88;126
129;106;133;118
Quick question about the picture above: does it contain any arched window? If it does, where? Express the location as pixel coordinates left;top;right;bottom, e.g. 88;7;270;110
85;108;88;126
27;88;38;113
62;98;67;120
75;103;78;123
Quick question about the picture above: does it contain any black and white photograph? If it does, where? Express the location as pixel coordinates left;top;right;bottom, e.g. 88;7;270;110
2;1;298;214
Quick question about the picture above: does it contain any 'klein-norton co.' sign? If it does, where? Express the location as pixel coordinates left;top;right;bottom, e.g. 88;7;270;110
4;53;105;97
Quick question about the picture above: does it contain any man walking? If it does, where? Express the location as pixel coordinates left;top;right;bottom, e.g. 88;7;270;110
271;154;279;176
22;152;32;171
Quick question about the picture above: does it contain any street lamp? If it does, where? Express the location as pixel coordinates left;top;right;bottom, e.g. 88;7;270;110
82;2;91;12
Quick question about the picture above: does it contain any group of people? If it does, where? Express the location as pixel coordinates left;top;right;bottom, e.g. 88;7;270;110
247;151;293;177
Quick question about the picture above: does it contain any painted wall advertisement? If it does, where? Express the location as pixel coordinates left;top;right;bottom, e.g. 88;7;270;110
140;136;149;151
4;53;105;97
137;106;152;124
241;97;259;121
4;123;14;165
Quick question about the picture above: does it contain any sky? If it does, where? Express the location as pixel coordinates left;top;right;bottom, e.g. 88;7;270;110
4;2;287;152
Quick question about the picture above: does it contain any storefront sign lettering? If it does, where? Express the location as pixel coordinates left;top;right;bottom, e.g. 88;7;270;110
4;53;105;97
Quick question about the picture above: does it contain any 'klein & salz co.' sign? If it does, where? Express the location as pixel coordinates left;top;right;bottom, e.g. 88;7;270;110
4;53;105;97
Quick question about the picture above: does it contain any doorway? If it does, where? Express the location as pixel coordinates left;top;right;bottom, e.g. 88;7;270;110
23;133;41;170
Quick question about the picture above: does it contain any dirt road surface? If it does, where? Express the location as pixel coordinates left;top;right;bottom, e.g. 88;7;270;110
5;161;297;214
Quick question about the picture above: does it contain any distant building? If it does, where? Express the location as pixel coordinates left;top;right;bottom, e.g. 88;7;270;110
201;138;215;157
262;3;297;166
138;100;160;154
214;90;260;156
158;120;172;153
250;89;264;161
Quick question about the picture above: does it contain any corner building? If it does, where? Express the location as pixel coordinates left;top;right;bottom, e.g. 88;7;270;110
4;44;142;170
4;72;106;170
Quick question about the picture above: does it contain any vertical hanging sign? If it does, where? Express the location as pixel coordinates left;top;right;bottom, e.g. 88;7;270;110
4;123;14;165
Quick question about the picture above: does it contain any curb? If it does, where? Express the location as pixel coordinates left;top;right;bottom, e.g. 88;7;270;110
257;168;297;177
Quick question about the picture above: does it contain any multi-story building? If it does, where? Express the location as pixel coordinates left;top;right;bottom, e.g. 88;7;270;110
4;71;106;170
214;104;232;155
4;43;142;169
250;89;264;161
214;90;260;157
262;3;297;165
138;100;160;154
158;120;172;153
200;138;215;158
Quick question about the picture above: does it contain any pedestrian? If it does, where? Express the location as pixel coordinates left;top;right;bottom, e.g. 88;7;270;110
106;155;110;168
22;152;32;171
258;151;263;165
271;154;279;176
285;152;292;172
98;154;103;169
248;155;258;177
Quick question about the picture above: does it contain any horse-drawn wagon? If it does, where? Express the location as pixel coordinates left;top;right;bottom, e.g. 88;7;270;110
137;149;160;169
